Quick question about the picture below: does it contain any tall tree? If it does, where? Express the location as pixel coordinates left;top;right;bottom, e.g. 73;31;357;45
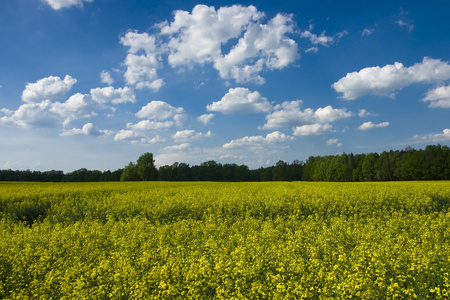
136;152;157;181
120;162;140;181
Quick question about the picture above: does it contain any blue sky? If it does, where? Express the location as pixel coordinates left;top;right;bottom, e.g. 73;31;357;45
0;0;449;172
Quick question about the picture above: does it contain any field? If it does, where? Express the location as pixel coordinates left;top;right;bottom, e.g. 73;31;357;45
1;181;450;299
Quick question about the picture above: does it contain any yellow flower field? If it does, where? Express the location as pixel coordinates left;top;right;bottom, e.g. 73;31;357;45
1;181;449;299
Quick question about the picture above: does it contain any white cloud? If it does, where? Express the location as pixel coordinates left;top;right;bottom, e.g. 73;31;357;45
120;31;165;91
261;100;352;130
114;100;186;143
136;100;185;123
0;108;12;116
357;121;390;130
1;92;98;129
326;138;339;145
160;5;262;67
396;19;414;32
300;30;334;47
22;75;77;103
413;128;450;142
114;129;139;141
207;88;272;114
60;123;113;137
300;25;347;52
172;130;212;142
127;120;174;131
0;100;58;128
120;31;158;55
197;113;215;125
117;5;299;88
123;54;164;91
42;0;94;10
100;70;114;85
293;123;334;136
158;5;298;84
422;85;450;108
1;88;101;129
362;28;374;37
358;109;377;117
332;57;450;100
213;13;298;84
327;138;343;147
135;136;165;145
223;131;294;149
114;129;167;143
164;143;190;151
50;93;96;126
90;86;136;105
305;47;319;53
314;105;353;123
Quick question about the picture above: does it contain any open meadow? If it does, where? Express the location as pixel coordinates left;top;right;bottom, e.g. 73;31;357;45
1;181;450;299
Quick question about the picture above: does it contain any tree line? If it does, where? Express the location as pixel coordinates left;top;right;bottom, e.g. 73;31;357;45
1;144;449;182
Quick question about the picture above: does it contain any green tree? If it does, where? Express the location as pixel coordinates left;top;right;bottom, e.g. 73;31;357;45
120;162;140;181
362;153;378;181
136;152;157;181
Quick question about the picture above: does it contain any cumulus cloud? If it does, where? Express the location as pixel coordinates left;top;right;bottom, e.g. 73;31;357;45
223;131;294;149
422;85;450;108
137;5;297;85
197;113;215;125
326;138;343;147
136;100;185;124
0;100;58;128
60;123;113;137
127;120;174;131
332;57;450;100
213;13;298;84
0;108;12;116
100;70;114;85
261;100;352;130
114;101;186;143
293;123;334;136
160;5;262;67
120;31;164;91
1;91;98;129
50;93;96;126
172;130;212;142
358;109;377;117
42;0;94;10
123;54;164;91
164;143;190;151
90;86;136;105
118;5;300;87
357;121;390;130
413;128;450;142
207;88;272;114
120;31;158;55
114;129;138;141
22;75;77;103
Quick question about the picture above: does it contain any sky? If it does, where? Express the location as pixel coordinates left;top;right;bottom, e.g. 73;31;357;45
0;0;449;172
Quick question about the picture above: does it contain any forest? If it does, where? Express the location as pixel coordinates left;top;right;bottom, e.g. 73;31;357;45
0;144;449;182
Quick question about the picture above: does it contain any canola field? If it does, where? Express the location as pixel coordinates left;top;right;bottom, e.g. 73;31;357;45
1;181;450;299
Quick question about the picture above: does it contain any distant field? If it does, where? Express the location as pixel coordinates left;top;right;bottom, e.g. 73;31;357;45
1;181;450;299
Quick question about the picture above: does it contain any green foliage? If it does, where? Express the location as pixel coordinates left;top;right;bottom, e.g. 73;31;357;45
120;162;140;181
136;152;157;181
0;181;449;298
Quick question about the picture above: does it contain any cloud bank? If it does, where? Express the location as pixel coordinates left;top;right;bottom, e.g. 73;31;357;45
333;57;450;100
